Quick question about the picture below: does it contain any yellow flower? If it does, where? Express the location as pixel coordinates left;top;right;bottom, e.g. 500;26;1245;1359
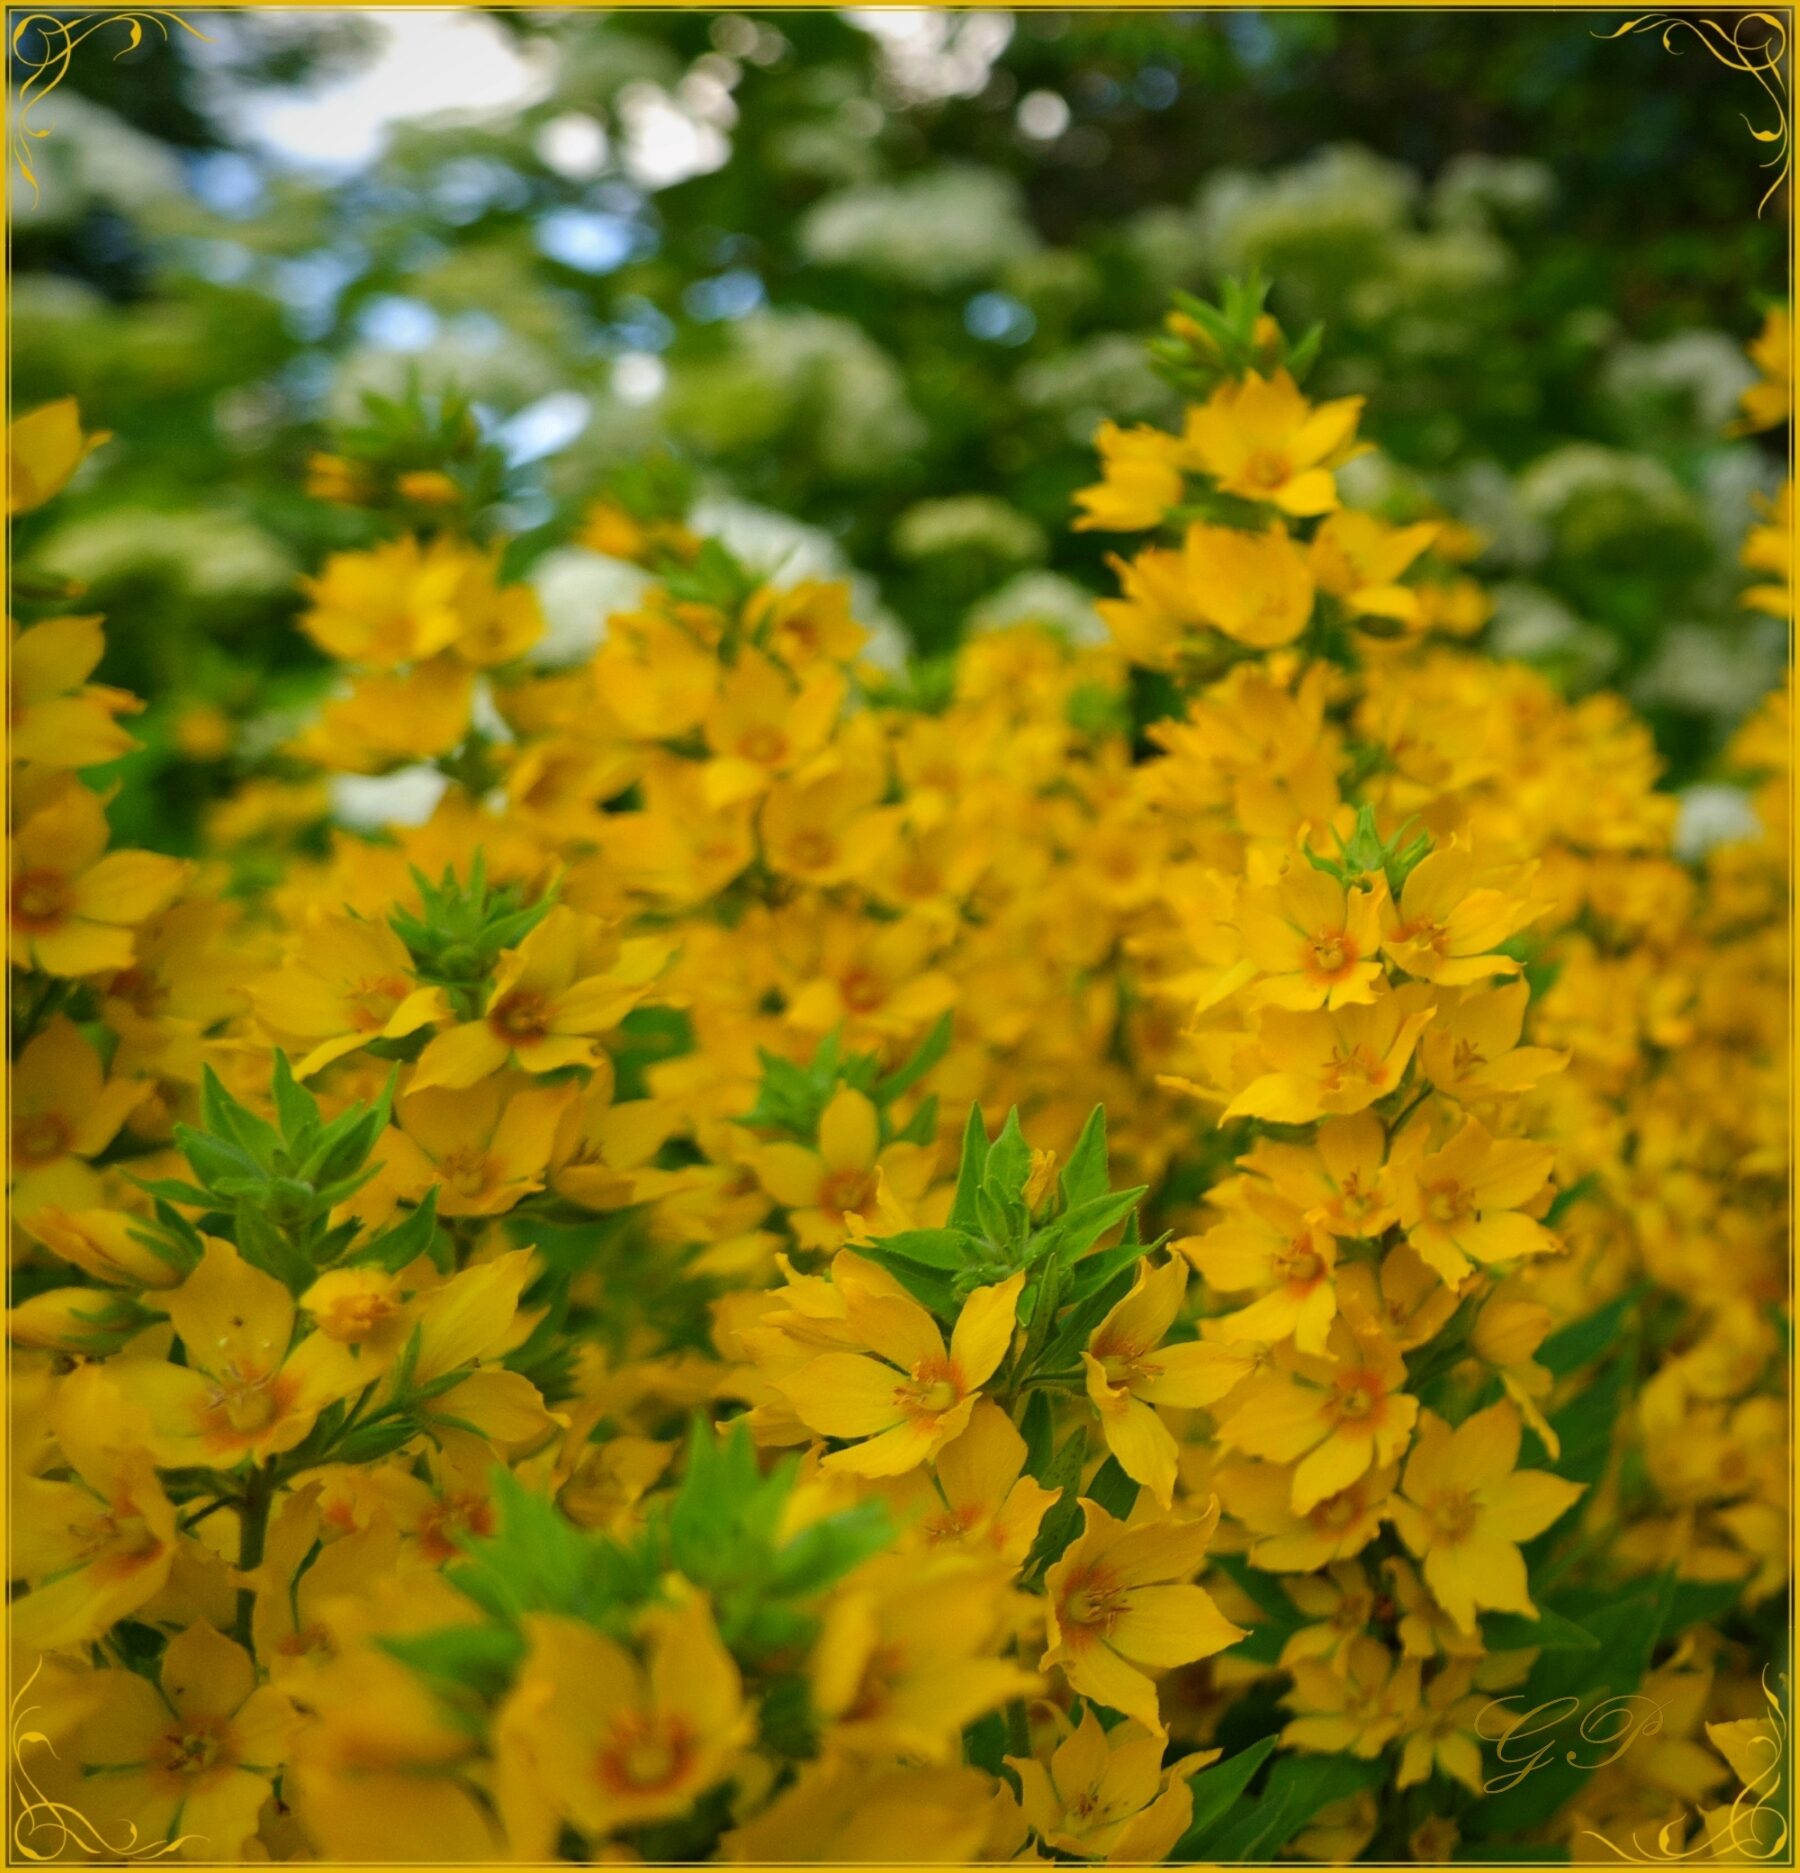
910;1399;1059;1566
1238;1109;1402;1240
1732;305;1790;433
1397;1660;1491;1793
1380;848;1542;985
1217;1458;1396;1572
774;1266;1023;1476
1183;1184;1340;1355
10;778;189;977
1309;511;1439;626
295;657;474;771
1387;1401;1583;1633
249;911;448;1077
299;535;541;670
1041;1497;1243;1733
110;1237;361;1468
700;646;844;806
498;1595;751;1840
361;1078;572;1219
812;1550;1038;1759
9;1015;147;1219
1395;1113;1557;1287
1282;1634;1419;1758
410;906;664;1090
7;397;109;513
1236;864;1387;1010
8;614;141;769
720;1758;997;1862
74;1622;297;1857
1418;979;1568;1103
1009;1705;1217;1861
1181;368;1365;515
1218;1318;1418;1513
1223;984;1436;1125
1083;1255;1247;1506
25;1204;187;1290
1073;422;1187;531
1184;521;1317;648
1277;1558;1379;1669
1740;481;1792;617
12;1364;177;1652
750;1084;935;1250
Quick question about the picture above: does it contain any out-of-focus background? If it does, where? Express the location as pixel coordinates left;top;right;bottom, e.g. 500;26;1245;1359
10;8;1788;849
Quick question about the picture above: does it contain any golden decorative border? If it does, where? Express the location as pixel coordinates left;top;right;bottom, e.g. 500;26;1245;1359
9;1658;202;1862
8;10;212;207
1574;1670;1790;1863
1598;11;1791;216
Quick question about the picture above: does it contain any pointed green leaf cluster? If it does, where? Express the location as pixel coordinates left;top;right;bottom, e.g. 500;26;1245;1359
143;1054;437;1292
416;1426;890;1698
738;1015;947;1150
862;1105;1152;1350
387;853;553;1006
663;1421;893;1656
1305;803;1433;895
1149;269;1324;397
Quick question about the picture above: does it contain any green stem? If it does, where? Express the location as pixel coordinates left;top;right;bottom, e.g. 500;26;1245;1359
233;1463;275;1652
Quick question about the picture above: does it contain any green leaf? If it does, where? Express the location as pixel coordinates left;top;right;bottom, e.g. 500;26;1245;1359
381;1623;525;1698
856;1247;959;1320
355;1188;441;1273
983;1108;1031;1206
948;1104;990;1233
1019;1389;1054;1482
1172;1735;1278;1857
1465;1573;1677;1838
1201;1751;1384;1860
874;1011;952;1107
1087;1456;1138;1521
1539;1285;1647;1377
1040;1187;1145;1260
1482;1607;1600;1653
876;1228;979;1271
269;1050;318;1144
1059;1106;1110;1209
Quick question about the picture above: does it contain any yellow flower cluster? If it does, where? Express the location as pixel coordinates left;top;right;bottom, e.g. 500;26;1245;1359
6;286;1787;1864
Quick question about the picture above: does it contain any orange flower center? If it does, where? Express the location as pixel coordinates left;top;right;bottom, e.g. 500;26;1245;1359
897;1355;963;1420
1423;1182;1471;1227
921;1504;981;1545
818;1166;876;1221
11;868;70;931
152;1717;235;1785
1275;1236;1324;1285
489;988;551;1044
1061;1564;1129;1640
205;1363;282;1437
1242;449;1291;491
347;974;410;1031
738;725;788;765
785;830;836;871
1310;1487;1364;1536
108;966;168;1018
597;1715;694;1795
838;968;884;1013
1328;1368;1385;1424
13;1111;70;1166
1306;933;1353;979
1426;1486;1479;1543
1325;1042;1390;1093
417;1492;496;1564
435;1146;496;1199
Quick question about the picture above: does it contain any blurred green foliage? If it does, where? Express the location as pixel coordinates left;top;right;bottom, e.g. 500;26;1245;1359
10;8;1788;847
